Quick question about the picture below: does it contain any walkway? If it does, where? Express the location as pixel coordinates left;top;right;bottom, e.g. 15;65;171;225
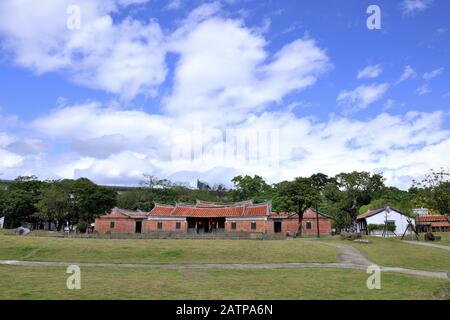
1;242;448;279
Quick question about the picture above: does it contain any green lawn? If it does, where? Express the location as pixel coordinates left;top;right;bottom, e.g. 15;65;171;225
433;233;450;246
0;265;448;300
316;236;450;272
0;235;337;264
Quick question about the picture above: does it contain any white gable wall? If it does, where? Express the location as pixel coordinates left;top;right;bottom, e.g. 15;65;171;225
364;209;414;236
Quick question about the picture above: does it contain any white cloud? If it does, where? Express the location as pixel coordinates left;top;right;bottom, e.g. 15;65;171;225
423;67;444;80
416;84;431;95
165;12;330;124
357;64;383;79
400;0;433;15
15;101;448;189
1;2;449;189
337;83;389;113
0;0;165;100
166;0;182;10
396;65;416;84
0;133;24;169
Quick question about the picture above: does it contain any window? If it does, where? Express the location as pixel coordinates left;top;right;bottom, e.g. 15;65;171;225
176;222;181;229
306;221;312;230
251;222;257;230
231;222;237;230
157;222;163;230
110;221;115;229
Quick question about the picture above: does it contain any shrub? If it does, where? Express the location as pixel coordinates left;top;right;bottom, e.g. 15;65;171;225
368;223;396;233
77;221;88;233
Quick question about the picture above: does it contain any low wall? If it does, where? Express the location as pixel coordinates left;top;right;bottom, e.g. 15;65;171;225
64;231;265;240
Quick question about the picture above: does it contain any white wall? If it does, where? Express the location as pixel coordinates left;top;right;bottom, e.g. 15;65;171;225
365;209;414;236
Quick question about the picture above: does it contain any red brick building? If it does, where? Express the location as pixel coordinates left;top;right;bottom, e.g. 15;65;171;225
416;215;450;232
95;200;332;236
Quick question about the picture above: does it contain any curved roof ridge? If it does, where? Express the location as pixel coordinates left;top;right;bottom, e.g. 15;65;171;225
153;203;175;208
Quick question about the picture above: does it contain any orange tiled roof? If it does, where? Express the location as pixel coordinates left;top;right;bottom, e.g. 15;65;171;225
417;215;449;222
171;205;245;217
356;208;385;220
101;208;149;219
244;203;269;216
149;200;270;218
149;204;175;216
430;221;450;227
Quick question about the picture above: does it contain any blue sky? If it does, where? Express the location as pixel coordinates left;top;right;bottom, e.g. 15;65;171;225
0;0;449;188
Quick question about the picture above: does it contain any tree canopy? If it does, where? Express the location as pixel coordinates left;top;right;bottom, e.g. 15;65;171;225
0;168;448;232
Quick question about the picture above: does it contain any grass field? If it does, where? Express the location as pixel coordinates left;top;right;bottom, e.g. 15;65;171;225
434;233;450;246
0;265;448;300
317;236;450;272
0;234;337;264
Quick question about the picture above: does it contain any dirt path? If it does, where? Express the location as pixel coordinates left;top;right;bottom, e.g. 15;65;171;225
320;242;373;265
1;242;448;279
404;241;450;251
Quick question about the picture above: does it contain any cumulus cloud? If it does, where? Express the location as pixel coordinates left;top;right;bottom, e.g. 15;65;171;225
416;84;431;95
1;2;449;189
0;133;24;169
15;101;449;188
423;67;444;80
337;83;389;113
165;10;330;124
0;0;165;100
400;0;433;15
396;65;416;84
357;64;383;79
166;0;182;10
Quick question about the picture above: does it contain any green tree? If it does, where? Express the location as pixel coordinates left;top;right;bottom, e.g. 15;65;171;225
1;176;45;228
433;182;450;214
411;168;450;214
310;173;333;192
1;189;35;228
359;186;413;215
230;175;272;202
272;177;320;236
69;178;117;224
322;171;385;230
35;180;72;230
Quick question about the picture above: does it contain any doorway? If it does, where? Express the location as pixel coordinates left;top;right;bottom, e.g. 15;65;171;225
274;221;282;233
135;221;142;233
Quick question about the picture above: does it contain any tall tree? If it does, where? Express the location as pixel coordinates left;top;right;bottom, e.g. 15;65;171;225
411;168;450;214
35;180;71;230
230;175;272;202
273;177;320;236
69;178;117;224
322;171;385;229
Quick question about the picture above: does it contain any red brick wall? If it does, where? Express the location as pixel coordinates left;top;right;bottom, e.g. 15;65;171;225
95;216;332;235
143;220;187;232
95;218;136;234
225;220;266;233
265;217;331;235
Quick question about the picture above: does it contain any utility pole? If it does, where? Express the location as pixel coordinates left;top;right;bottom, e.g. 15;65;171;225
316;205;320;238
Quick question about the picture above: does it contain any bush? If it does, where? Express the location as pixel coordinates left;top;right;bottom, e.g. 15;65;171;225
77;221;88;233
424;231;435;241
367;223;396;233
